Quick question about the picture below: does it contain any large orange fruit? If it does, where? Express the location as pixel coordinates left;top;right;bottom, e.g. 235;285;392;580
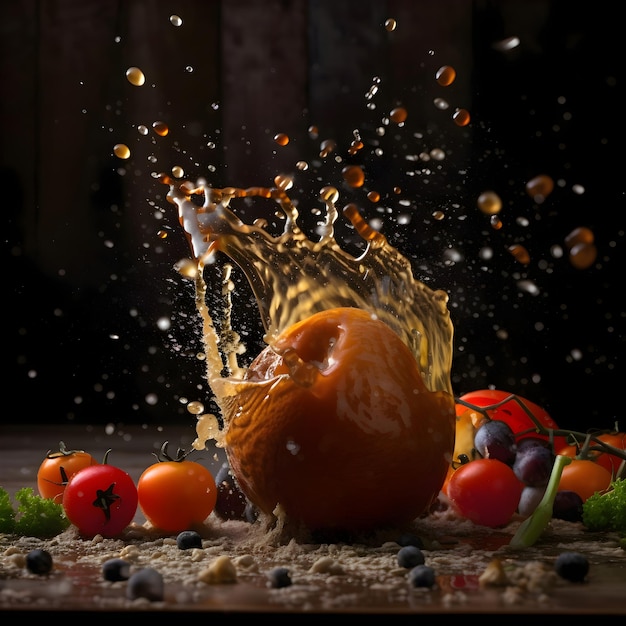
220;307;455;533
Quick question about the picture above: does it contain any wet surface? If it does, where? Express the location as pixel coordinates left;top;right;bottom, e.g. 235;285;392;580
1;424;625;615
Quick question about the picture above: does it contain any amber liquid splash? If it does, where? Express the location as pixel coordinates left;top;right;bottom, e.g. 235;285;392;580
160;175;454;447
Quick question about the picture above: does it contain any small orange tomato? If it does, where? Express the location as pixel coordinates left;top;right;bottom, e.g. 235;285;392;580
557;459;612;502
137;443;218;533
37;443;98;503
593;432;626;477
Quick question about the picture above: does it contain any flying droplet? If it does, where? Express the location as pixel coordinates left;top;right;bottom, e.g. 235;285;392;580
477;191;502;215
390;107;408;124
564;226;594;249
152;121;169;137
569;242;597;270
435;65;456;86
384;18;397;32
508;244;530;265
113;144;130;159
274;133;289;146
125;67;145;86
342;165;365;188
525;174;554;202
452;108;471;127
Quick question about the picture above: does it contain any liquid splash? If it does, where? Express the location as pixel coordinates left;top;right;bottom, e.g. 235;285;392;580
160;174;454;446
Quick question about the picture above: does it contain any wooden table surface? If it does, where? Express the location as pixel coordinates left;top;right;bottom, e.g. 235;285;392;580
1;423;625;616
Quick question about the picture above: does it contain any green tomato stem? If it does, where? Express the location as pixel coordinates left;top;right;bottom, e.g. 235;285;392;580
509;454;572;549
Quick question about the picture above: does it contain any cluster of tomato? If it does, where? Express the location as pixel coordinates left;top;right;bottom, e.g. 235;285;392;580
443;389;625;527
36;442;218;538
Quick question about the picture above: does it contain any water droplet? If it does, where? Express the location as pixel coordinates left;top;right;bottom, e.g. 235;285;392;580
125;67;145;86
274;133;289;146
342;165;365;188
477;190;502;215
113;144;130;159
452;108;471;127
153;121;169;136
508;244;530;265
525;174;554;202
435;65;456;86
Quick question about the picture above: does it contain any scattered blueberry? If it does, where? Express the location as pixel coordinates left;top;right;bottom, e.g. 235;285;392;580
176;530;203;550
267;566;292;588
126;567;165;601
25;549;53;575
102;558;131;582
397;545;425;569
554;551;589;583
408;564;436;588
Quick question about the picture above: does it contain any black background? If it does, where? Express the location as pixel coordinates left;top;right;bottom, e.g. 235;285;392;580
4;0;623;433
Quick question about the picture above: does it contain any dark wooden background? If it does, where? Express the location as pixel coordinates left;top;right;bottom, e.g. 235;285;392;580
3;0;623;432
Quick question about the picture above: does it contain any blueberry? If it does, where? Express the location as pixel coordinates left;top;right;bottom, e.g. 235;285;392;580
408;564;436;588
267;566;292;588
554;551;589;582
397;545;425;569
176;530;203;550
25;549;53;575
102;558;131;582
126;567;165;601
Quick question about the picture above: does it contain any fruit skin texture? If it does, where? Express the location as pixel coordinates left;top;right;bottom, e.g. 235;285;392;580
558;459;612;503
446;458;524;527
222;307;455;533
137;460;217;533
62;464;138;538
37;446;98;503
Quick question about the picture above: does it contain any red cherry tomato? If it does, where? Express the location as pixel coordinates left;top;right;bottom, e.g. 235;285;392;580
37;442;98;503
446;458;523;527
137;443;218;533
455;389;567;451
63;462;138;538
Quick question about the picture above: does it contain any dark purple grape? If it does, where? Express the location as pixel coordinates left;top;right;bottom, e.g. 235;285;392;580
513;444;554;486
553;490;584;522
554;551;589;582
213;462;249;521
517;485;545;518
473;420;517;465
516;437;551;453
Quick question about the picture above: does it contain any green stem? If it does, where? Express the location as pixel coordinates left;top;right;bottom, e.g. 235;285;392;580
509;454;572;549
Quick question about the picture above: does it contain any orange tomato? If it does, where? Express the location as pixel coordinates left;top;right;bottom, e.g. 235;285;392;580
557;459;612;502
223;307;456;534
138;453;217;533
593;432;626;477
37;443;98;503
